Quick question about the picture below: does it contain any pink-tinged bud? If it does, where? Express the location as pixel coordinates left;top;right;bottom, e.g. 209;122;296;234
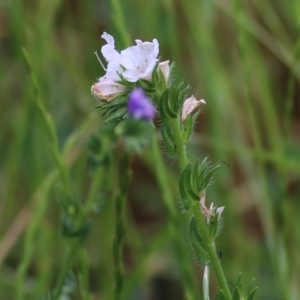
158;60;170;83
91;78;126;101
181;96;206;123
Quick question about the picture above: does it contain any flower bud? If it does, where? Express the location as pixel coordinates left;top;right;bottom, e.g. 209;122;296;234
181;96;206;123
91;78;126;101
158;60;170;83
128;88;156;121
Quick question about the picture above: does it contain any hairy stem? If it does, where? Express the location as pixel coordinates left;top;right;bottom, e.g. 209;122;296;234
150;137;200;300
169;118;232;300
113;152;132;300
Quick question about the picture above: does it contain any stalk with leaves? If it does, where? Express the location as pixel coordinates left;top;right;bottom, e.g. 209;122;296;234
91;32;258;299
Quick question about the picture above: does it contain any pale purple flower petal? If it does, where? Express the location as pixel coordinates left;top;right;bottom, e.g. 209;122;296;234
100;61;124;82
121;39;159;82
101;32;122;63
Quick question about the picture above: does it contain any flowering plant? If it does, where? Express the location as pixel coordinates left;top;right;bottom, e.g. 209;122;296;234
88;33;258;300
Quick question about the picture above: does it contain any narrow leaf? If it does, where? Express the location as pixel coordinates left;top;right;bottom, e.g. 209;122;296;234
159;88;177;121
160;124;177;158
189;216;210;265
214;290;225;300
179;164;194;210
247;287;258;300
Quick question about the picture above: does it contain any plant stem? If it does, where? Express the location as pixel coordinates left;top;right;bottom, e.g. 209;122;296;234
193;206;231;299
78;248;92;300
53;244;77;300
169;118;232;300
109;0;131;47
150;137;200;300
170;119;188;167
113;152;132;300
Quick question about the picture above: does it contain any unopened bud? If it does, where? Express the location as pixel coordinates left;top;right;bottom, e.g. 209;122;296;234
91;78;126;101
181;96;206;123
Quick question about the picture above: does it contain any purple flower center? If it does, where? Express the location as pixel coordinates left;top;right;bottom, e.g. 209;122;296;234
128;88;156;121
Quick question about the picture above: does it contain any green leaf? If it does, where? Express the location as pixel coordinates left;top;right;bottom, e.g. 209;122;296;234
236;273;243;295
208;212;219;239
96;94;129;123
151;64;161;88
170;81;190;113
159;88;177;121
232;273;242;300
199;164;220;192
192;160;202;191
246;277;258;300
179;163;199;211
195;157;210;185
160;124;177;158
181;111;199;144
214;290;225;300
139;78;156;93
247;287;258;300
232;288;240;300
189;216;210;265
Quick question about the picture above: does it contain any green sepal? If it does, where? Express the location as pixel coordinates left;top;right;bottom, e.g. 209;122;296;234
193;157;209;189
151;64;161;89
189;216;210;265
138;79;156;94
231;274;258;300
179;163;199;211
103;107;127;124
160;124;177;158
213;290;225;300
159;88;177;121
181;111;199;144
117;74;135;90
95;94;129;124
192;159;203;191
195;158;220;193
232;273;242;300
208;212;220;240
201;164;219;191
169;81;190;114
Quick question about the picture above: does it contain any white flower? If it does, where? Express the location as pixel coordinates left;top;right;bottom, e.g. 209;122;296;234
121;39;159;82
100;32;159;82
181;96;206;123
91;78;126;102
101;32;122;64
158;60;170;84
100;33;124;81
92;32;160;101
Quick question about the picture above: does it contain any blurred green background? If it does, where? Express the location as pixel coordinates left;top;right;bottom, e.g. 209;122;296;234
0;0;300;299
